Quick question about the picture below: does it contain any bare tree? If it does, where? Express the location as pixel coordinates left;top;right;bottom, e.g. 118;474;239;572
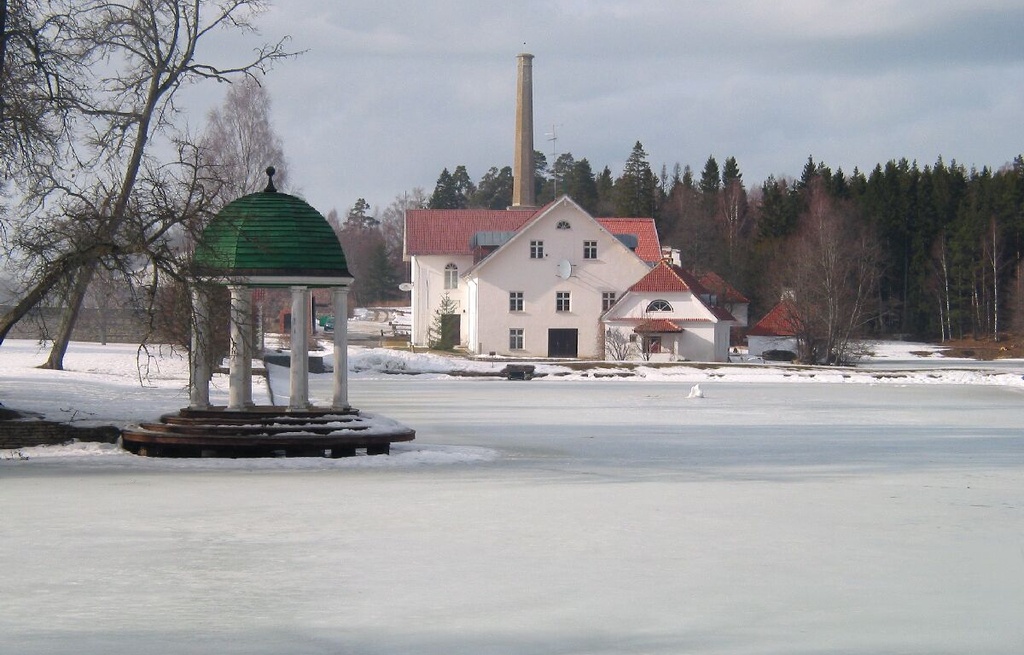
200;75;288;200
720;181;750;265
379;188;426;283
603;327;634;361
778;181;880;364
0;0;295;369
331;199;384;308
928;231;953;342
0;0;83;184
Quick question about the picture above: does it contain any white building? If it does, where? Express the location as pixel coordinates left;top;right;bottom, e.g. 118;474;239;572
746;300;801;358
404;196;662;358
602;261;740;362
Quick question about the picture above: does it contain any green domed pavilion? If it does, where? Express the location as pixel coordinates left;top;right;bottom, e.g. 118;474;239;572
121;169;414;457
193;172;351;285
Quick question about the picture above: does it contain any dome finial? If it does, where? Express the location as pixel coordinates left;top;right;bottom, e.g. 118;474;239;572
264;166;277;193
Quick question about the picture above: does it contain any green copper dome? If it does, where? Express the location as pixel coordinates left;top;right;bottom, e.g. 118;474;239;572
194;173;351;286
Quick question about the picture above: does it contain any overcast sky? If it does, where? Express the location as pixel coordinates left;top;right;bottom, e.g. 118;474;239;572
191;0;1024;215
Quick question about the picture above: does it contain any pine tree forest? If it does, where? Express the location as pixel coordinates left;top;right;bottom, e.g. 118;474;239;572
414;148;1024;344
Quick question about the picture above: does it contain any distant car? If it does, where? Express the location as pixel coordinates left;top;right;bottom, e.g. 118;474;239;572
318;315;335;331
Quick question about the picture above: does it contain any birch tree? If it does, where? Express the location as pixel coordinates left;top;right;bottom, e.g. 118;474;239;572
201;75;288;201
780;180;880;364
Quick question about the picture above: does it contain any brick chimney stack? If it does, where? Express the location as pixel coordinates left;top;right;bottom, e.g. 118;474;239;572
511;52;536;208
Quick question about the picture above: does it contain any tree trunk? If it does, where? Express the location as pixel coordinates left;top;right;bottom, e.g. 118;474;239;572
0;263;78;345
41;263;96;369
991;220;999;341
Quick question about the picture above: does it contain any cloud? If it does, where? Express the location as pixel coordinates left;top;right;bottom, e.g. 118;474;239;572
185;0;1024;213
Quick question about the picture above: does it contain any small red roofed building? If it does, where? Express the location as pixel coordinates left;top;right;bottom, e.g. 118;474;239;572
601;260;740;362
746;299;802;358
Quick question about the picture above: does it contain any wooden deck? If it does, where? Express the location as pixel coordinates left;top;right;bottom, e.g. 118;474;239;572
121;406;414;458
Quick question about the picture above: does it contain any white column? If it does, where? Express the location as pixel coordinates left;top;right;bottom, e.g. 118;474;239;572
227;285;252;410
189;286;211;409
289;285;310;410
332;287;349;410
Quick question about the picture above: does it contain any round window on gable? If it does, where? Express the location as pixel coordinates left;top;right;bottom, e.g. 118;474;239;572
646;299;673;312
556;220;571;230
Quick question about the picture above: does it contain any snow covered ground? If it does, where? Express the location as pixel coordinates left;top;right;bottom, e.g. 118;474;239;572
2;337;1024;654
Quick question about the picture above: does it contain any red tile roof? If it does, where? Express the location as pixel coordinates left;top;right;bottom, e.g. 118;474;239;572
595;218;662;263
633;318;683;333
629;261;707;294
404;207;662;263
747;300;802;337
626;261;738;322
698;271;749;304
405;209;537;256
707;305;738;322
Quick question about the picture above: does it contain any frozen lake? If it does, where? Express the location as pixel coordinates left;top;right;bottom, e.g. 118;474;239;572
3;376;1024;654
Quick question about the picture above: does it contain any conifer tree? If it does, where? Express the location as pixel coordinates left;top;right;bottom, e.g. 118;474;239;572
615;141;658;218
429;168;463;209
428;293;459;350
471;166;513;209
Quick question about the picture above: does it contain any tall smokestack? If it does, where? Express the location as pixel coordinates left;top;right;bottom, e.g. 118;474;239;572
512;52;536;208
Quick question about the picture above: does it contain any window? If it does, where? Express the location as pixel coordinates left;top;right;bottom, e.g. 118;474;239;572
644;335;663;354
556;220;571;230
602;292;617;311
556;291;571;312
530;240;544;259
646;299;673;312
509;328;524;350
583;240;598;260
444;263;458;290
509;291;524;312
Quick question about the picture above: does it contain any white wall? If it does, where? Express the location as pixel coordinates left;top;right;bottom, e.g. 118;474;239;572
747;335;798;357
410;254;473;346
727;303;749;327
468;202;650;358
603;289;732;362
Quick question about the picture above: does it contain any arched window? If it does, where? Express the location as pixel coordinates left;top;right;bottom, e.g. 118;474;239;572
646;299;673;312
444;263;458;290
556;220;571;230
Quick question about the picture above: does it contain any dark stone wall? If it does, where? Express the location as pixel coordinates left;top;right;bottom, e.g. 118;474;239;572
1;305;157;343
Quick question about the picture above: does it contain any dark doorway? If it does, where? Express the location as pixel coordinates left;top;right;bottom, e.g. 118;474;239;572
441;314;460;347
547;328;578;358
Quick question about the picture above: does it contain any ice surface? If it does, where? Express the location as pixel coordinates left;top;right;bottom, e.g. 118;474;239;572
2;340;1024;654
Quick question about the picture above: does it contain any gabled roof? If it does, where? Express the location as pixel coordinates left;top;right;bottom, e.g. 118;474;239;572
698;271;749;304
620;261;738;323
595;217;662;262
629;261;707;294
747;300;802;337
403;197;662;263
405;208;537;257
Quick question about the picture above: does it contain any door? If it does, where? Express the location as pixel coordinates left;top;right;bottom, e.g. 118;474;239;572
441;314;460;347
547;328;578;358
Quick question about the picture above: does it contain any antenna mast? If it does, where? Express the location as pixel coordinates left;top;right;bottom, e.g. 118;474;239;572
545;124;560;195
